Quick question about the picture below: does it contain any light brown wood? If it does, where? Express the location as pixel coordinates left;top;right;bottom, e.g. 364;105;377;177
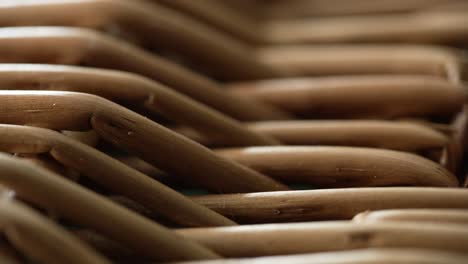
0;198;109;264
76;227;468;263
262;0;467;18
148;0;468;47
228;76;465;119
0;0;280;80
0;64;279;146
215;146;458;187
0;27;290;121
177;221;468;257
0;124;236;227
184;120;449;152
264;11;468;45
246;121;450;151
0;91;288;193
193;187;468;223
0;153;219;261
255;46;464;83
354;209;468;225
170;248;468;264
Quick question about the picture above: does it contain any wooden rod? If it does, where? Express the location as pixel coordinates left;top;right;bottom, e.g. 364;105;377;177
0;91;288;193
179;120;449;151
170;248;468;264
255;46;462;82
0;0;281;80
215;146;458;187
177;221;468;257
193;187;468;223
0;26;290;121
228;75;465;119
0;63;279;146
0;124;236;227
264;11;468;45
0;198;110;264
0;154;220;261
353;209;468;225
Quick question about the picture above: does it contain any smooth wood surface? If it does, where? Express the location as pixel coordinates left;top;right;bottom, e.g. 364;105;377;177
228;75;465;119
170;249;468;264
262;0;467;18
186;120;449;151
0;154;220;261
193;188;468;223
354;209;468;225
0;91;288;193
177;221;468;257
0;198;109;264
0;27;290;121
215;146;458;187
264;11;468;45
247;120;449;151
255;46;463;82
0;64;279;146
0;124;236;227
0;0;281;80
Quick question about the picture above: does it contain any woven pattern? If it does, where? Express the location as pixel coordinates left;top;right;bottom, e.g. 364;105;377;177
0;1;467;263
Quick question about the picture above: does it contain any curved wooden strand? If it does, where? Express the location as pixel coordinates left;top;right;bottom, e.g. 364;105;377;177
262;0;466;18
169;249;468;264
215;146;458;187
177;221;468;257
353;209;468;225
0;198;109;264
227;76;465;119
0;64;279;146
0;124;236;227
255;46;463;83
193;187;468;223
0;0;280;80
182;120;449;152
0;154;220;261
0;26;290;121
264;11;468;45
0;91;288;193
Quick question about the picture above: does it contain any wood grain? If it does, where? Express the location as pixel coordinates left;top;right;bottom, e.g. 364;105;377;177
193;187;468;223
0;124;236;227
0;154;220;261
228;76;465;119
0;64;279;146
177;221;468;257
0;91;288;193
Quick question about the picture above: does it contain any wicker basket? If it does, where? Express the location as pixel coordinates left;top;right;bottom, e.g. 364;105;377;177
0;1;467;263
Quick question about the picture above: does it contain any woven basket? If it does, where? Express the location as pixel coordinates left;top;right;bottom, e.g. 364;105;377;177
0;1;467;263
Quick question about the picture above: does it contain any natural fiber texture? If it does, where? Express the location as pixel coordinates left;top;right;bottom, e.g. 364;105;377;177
0;1;467;263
